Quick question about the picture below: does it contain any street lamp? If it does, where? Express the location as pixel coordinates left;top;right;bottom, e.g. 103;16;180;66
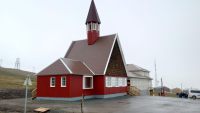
23;74;32;113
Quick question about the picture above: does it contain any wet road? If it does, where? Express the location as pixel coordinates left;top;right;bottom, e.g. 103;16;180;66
0;96;200;113
84;96;200;113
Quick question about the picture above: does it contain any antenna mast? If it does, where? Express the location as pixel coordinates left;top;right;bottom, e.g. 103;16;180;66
0;59;2;67
15;58;20;70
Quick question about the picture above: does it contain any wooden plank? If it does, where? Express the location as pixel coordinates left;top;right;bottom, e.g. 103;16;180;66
34;107;50;113
128;86;140;96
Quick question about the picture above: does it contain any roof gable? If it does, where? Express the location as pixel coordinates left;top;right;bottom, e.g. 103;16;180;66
64;34;127;75
105;39;127;76
61;58;94;75
65;34;117;75
37;59;70;76
37;58;94;76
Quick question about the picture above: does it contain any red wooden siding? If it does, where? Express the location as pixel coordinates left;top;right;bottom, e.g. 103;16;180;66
104;87;127;94
37;75;127;98
37;75;70;97
93;75;105;95
68;75;83;97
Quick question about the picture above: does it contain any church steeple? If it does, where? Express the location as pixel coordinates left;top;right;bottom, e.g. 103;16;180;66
86;0;101;45
86;0;101;24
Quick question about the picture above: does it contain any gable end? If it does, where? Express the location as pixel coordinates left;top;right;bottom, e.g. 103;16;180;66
105;37;127;76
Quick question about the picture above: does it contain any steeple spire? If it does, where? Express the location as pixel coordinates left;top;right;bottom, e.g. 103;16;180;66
86;0;101;45
85;0;101;24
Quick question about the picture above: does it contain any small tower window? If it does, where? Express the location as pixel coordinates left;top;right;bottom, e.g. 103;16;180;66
92;23;95;30
89;23;92;30
86;23;99;31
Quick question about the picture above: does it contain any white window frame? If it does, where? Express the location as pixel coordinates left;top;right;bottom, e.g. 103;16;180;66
106;77;127;87
125;78;127;86
50;77;56;87
122;78;127;87
115;77;119;87
111;77;116;87
61;76;66;87
106;77;112;87
118;78;123;87
83;76;93;89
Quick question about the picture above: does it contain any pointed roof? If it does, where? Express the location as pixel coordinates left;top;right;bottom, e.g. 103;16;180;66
64;34;127;75
85;0;101;24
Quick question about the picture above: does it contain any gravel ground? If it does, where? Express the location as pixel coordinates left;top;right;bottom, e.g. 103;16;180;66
0;89;32;99
0;96;199;113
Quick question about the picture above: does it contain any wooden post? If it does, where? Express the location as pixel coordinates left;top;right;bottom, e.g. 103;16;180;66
81;94;84;113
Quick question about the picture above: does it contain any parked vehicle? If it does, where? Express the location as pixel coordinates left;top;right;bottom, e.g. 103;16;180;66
188;89;200;100
178;90;188;98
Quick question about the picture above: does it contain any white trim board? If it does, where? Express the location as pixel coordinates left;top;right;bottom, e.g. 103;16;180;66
60;58;72;74
103;34;117;75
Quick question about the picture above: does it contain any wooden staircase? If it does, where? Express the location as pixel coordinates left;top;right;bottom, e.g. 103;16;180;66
32;88;37;99
128;86;140;96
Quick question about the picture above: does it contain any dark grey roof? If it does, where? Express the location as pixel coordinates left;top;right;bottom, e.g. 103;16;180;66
37;58;94;76
37;59;70;76
126;64;152;80
126;64;149;72
128;72;152;80
37;34;127;76
65;34;120;75
61;58;94;75
85;0;101;24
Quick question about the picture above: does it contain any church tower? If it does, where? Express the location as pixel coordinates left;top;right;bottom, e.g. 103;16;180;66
85;0;101;45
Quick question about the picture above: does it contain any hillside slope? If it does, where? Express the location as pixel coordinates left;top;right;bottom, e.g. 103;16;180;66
0;67;36;89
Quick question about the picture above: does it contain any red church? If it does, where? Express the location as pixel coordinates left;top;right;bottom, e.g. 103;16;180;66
36;0;128;101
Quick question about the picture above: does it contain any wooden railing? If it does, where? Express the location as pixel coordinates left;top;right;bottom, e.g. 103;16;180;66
128;86;140;96
32;88;37;99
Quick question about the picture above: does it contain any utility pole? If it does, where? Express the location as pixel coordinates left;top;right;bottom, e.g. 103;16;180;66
181;83;183;91
154;60;159;87
161;78;163;93
160;77;165;96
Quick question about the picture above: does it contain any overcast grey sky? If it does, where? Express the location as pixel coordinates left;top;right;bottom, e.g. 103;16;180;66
0;0;200;89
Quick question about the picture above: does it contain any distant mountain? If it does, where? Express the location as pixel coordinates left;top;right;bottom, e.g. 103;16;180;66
0;67;36;89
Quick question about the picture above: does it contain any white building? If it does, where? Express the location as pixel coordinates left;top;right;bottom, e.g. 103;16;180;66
126;64;153;95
